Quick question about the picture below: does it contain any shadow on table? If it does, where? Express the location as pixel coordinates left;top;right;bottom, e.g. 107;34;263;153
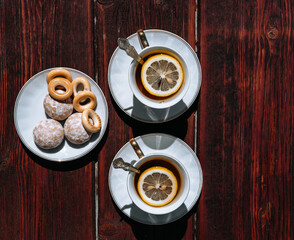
22;124;108;171
114;197;200;240
110;92;199;141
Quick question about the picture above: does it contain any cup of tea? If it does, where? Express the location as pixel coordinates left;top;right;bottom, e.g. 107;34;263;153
126;138;190;215
127;30;191;109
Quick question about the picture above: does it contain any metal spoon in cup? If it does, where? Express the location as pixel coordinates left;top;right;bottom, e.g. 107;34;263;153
118;29;150;64
112;157;140;174
117;38;144;65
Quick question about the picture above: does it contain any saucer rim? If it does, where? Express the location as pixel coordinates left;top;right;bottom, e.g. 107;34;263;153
108;133;203;225
108;29;202;123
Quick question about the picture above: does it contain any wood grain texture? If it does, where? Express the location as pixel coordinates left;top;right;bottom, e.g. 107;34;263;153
95;0;198;239
0;1;95;239
198;0;294;239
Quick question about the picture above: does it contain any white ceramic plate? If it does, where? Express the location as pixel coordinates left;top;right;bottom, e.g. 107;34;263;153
108;133;203;225
14;67;108;162
108;29;202;123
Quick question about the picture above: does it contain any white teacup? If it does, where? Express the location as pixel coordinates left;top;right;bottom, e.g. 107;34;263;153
127;153;190;215
128;45;191;109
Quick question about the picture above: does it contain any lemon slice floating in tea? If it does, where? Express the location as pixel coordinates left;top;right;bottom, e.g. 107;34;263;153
141;54;184;97
137;166;178;207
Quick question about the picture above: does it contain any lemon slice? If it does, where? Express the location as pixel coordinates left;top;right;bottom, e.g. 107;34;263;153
137;166;178;207
141;54;184;97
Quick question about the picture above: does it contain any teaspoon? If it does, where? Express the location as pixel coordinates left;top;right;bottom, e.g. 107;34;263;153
112;157;140;174
117;38;144;64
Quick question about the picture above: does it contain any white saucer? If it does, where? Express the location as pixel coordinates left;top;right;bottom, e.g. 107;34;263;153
108;133;203;225
108;29;201;123
14;67;109;162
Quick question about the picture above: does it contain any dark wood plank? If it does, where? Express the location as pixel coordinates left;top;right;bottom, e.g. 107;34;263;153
95;0;198;239
198;0;294;239
0;1;95;239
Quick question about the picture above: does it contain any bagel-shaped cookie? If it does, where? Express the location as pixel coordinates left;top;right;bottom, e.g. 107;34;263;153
46;68;72;84
48;78;73;101
72;77;91;97
73;91;97;113
82;109;101;133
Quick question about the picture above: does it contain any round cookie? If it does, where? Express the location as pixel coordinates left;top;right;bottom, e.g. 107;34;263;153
33;119;64;149
43;93;73;121
64;113;92;144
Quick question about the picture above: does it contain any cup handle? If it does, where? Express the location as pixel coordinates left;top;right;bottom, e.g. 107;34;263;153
129;138;145;159
137;29;149;49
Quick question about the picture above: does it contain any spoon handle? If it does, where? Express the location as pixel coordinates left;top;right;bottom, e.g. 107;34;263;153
117;38;144;64
112;158;140;174
127;165;141;174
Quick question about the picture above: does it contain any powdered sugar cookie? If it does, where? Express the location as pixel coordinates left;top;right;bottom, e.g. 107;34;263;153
43;94;73;121
33;119;64;149
64;113;92;144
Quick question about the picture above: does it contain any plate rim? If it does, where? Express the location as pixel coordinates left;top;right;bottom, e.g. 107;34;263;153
14;67;109;162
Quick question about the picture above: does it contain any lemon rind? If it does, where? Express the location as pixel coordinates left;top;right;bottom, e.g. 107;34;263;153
141;54;184;98
137;166;178;207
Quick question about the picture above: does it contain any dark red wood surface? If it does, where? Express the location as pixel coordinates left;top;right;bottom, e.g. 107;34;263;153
0;1;95;239
198;0;294;239
95;1;197;239
0;0;293;239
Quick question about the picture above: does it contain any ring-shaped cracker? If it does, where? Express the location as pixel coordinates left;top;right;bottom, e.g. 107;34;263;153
48;78;73;101
47;68;73;84
72;77;91;97
73;91;97;113
82;109;101;133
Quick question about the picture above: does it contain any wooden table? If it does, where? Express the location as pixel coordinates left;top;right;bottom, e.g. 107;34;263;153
0;0;293;239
